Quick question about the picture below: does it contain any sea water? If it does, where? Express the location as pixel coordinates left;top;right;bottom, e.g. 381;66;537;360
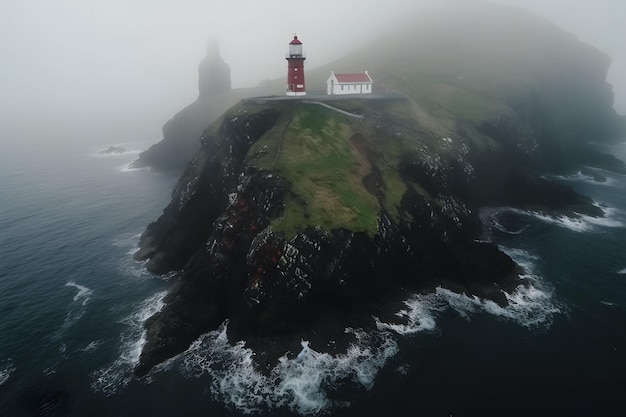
0;130;625;416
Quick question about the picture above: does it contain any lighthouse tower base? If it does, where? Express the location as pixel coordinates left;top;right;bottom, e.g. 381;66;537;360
286;91;306;97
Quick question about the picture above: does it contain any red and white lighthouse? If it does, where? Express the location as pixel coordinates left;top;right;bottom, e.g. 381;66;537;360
286;35;306;96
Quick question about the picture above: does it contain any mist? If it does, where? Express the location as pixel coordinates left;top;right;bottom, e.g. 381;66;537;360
1;0;625;145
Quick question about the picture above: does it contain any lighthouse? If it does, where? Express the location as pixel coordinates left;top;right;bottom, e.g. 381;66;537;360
286;35;306;96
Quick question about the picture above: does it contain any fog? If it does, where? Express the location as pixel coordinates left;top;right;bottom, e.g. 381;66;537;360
1;0;625;143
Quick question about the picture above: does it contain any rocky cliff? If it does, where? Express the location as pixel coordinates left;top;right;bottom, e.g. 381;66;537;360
132;2;625;376
131;42;236;172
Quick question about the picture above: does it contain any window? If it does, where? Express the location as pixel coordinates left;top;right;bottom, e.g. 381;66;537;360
341;85;344;90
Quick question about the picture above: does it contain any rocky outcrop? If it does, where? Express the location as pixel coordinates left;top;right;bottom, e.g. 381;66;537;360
130;42;234;172
132;1;626;377
134;104;524;377
133;94;621;377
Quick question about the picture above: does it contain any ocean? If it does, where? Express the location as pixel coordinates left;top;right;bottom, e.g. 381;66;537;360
0;129;625;416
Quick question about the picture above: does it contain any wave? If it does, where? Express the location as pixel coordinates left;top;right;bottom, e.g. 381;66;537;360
177;248;557;416
487;205;623;233
65;282;93;306
112;233;175;280
0;358;16;386
180;323;398;415
113;233;151;279
492;218;527;235
112;233;142;254
495;247;562;327
54;282;94;338
617;268;626;275
88;247;558;414
91;291;166;396
377;248;560;335
530;205;622;232
179;248;557;415
79;340;100;353
375;293;445;335
545;170;614;186
376;283;558;334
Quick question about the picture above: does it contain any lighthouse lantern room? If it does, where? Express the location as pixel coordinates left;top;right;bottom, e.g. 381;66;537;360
286;35;306;96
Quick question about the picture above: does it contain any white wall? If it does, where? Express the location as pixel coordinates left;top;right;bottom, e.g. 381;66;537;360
326;72;373;95
327;81;372;95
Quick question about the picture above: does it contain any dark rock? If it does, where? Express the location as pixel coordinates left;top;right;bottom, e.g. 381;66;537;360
133;108;281;273
131;2;625;379
572;147;626;175
133;96;609;376
133;105;527;377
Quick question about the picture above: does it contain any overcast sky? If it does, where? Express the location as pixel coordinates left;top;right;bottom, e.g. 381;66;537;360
1;0;625;140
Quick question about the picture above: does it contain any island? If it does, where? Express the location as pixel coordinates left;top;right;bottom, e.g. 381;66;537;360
131;2;625;377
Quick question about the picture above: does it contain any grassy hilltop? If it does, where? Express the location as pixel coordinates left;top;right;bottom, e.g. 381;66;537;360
225;2;622;238
221;97;468;237
133;1;626;377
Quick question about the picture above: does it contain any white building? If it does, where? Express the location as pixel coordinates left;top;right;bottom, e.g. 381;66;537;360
326;71;373;95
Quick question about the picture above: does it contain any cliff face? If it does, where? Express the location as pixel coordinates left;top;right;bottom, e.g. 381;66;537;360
133;99;609;376
132;2;625;376
133;102;523;376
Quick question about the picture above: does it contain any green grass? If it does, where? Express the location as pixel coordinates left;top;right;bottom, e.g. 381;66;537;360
244;98;465;236
268;104;380;237
377;162;408;220
241;67;526;237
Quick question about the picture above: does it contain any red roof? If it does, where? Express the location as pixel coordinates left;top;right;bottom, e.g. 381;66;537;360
334;73;371;83
289;35;302;45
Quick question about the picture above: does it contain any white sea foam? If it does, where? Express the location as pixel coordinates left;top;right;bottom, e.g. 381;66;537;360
377;248;560;335
546;170;615;186
499;247;562;325
617;268;626;275
43;366;57;376
65;282;93;306
501;247;539;267
180;323;398;415
374;293;445;334
91;291;166;396
529;206;623;232
0;358;16;386
89;244;559;414
112;233;141;252
273;329;397;414
491;216;527;235
531;212;592;232
112;233;174;280
80;340;100;352
55;282;94;337
376;282;558;335
488;205;623;233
